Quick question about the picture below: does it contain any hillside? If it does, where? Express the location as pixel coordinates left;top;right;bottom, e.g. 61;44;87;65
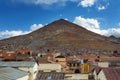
0;19;120;54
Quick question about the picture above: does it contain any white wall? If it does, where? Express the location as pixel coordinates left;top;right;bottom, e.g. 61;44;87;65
98;70;107;80
93;71;97;80
17;75;29;80
65;74;88;80
39;63;61;72
18;63;38;80
97;62;109;68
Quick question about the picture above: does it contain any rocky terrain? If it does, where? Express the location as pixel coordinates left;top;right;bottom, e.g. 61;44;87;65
0;19;120;54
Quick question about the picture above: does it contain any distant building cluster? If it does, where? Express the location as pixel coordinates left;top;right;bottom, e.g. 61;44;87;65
0;48;120;80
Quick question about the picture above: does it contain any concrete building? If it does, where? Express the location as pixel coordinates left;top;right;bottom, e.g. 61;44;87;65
97;62;109;68
0;61;38;80
0;67;28;80
93;67;120;80
54;55;66;67
81;63;90;74
35;71;65;80
65;74;88;80
92;67;101;80
97;68;120;80
39;63;62;72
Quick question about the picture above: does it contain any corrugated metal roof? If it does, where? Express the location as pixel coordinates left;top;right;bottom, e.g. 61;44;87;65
0;61;36;67
36;71;65;80
102;68;120;80
0;67;28;80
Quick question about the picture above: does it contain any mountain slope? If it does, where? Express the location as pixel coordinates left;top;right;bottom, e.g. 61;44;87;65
0;19;120;53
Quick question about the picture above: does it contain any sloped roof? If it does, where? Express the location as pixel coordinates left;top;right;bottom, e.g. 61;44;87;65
36;71;65;80
0;61;36;67
93;67;101;75
102;68;120;80
55;55;65;58
100;57;120;62
0;67;28;80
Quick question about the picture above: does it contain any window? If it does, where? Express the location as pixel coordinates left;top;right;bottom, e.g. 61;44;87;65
73;63;76;67
69;63;72;67
56;60;59;62
77;63;80;67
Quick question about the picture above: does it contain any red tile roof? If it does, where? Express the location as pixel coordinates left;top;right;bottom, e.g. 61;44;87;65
102;68;120;80
38;58;51;63
100;57;120;62
93;67;101;75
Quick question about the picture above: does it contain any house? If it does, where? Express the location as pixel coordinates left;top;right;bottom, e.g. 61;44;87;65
0;48;33;61
16;48;32;61
92;67;101;80
93;67;120;80
0;61;38;80
39;63;62;72
81;63;90;74
54;55;67;67
67;60;81;73
1;52;16;61
65;73;88;80
97;62;109;68
0;67;28;80
35;71;65;80
98;68;120;80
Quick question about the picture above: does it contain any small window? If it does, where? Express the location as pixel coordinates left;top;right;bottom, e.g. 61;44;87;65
51;70;56;72
56;60;59;62
77;63;80;67
69;63;72;67
73;63;76;67
74;69;80;73
26;52;31;56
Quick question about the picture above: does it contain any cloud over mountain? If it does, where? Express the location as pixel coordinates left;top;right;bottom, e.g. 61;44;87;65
0;23;43;40
74;16;120;37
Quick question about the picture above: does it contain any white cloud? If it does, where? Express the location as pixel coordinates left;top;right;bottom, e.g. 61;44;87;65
78;0;96;7
0;30;29;40
12;0;110;11
96;0;109;11
30;24;43;31
74;16;120;37
0;23;43;40
12;0;80;6
98;6;106;10
77;0;109;11
74;16;100;29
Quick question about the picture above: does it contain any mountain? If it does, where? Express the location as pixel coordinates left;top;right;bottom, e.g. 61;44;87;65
0;19;120;54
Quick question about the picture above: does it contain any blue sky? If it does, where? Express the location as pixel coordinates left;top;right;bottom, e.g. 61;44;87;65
0;0;120;39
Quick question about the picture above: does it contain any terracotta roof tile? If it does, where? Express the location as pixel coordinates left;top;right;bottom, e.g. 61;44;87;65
102;68;120;80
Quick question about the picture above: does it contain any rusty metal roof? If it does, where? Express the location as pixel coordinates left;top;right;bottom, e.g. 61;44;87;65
36;71;65;80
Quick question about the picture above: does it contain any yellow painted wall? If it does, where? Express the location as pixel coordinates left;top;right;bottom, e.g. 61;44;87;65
81;63;90;74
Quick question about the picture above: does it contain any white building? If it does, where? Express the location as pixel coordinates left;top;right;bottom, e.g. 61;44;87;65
0;61;38;80
0;67;28;80
65;74;88;80
97;62;109;67
39;63;62;72
93;68;120;80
